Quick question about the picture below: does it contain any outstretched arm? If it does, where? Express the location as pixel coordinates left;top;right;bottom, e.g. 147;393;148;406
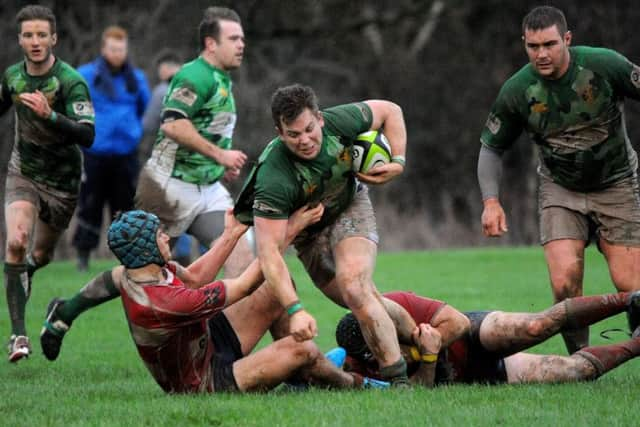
223;204;325;308
180;209;248;288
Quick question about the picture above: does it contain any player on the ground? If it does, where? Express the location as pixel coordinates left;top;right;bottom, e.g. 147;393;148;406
86;206;387;393
335;290;640;386
39;6;254;358
234;83;410;385
1;4;94;362
478;5;640;354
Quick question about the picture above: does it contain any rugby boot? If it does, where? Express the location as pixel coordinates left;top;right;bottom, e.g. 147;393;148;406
8;335;31;363
627;291;640;336
40;298;70;361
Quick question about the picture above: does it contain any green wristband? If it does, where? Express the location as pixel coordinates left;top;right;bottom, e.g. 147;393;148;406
391;155;406;167
49;111;57;123
286;301;303;317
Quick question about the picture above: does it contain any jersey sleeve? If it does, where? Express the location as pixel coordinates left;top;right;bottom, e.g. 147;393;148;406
162;71;207;120
63;76;95;125
322;102;373;139
253;155;299;220
479;80;526;152
597;48;640;101
145;280;227;325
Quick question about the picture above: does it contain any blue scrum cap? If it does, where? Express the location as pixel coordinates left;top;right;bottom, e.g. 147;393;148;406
107;210;165;269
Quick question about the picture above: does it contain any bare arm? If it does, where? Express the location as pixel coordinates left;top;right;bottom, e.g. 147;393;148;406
160;118;246;169
356;100;406;185
223;204;325;310
180;208;248;288
381;297;418;344
429;305;471;348
408;324;442;387
254;212;318;341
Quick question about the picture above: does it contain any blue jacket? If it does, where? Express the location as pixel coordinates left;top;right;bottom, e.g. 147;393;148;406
78;57;150;155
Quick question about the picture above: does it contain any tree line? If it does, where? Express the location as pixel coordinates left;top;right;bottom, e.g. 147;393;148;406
1;0;639;257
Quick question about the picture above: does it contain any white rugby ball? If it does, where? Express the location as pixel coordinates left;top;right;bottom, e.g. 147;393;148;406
351;130;392;174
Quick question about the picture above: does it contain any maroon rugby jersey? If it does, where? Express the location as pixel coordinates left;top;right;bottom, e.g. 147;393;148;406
344;291;469;382
120;264;227;393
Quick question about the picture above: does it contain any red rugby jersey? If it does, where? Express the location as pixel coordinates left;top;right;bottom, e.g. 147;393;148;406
120;264;227;393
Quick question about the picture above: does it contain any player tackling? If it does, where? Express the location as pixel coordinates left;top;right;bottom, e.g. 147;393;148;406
98;206;387;393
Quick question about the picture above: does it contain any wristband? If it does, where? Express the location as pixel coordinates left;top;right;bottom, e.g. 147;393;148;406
286;301;303;317
409;346;438;363
49;111;58;123
391;155;406;167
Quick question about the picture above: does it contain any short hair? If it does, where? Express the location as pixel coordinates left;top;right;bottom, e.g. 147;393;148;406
153;48;182;68
16;4;56;34
102;25;128;44
199;7;241;50
271;84;320;130
522;6;568;35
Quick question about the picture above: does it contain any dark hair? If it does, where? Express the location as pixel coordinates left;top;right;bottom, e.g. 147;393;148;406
522;6;568;35
270;84;319;130
335;313;371;361
153;48;182;68
199;7;241;50
16;4;56;34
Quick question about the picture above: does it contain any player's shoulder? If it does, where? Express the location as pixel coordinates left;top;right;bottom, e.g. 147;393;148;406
500;63;537;94
54;59;89;85
322;102;371;122
176;57;215;81
572;45;629;70
2;61;24;78
258;138;290;166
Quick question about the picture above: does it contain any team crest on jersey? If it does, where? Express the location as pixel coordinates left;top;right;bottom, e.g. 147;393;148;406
170;87;198;106
530;102;549;113
631;65;640;89
485;113;501;135
219;87;228;98
72;101;94;116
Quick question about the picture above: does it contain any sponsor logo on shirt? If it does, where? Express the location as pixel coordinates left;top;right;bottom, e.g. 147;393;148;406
357;104;371;122
485;113;501;135
631;65;640;89
253;201;283;215
170;87;198;106
203;286;221;306
72;101;94;116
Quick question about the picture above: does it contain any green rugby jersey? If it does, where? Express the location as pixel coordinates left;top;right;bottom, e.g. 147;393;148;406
234;102;373;231
0;58;94;193
150;57;236;185
481;46;640;192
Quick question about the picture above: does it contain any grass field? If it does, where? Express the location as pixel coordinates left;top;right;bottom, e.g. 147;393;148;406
1;246;637;427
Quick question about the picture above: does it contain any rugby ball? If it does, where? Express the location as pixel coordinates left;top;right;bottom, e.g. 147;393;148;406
351;130;392;174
